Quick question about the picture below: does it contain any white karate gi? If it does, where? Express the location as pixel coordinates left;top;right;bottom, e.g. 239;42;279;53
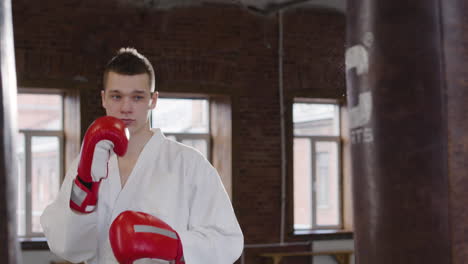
40;128;244;264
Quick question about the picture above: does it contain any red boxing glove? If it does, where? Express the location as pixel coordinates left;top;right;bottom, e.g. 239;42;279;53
69;116;128;213
109;211;184;264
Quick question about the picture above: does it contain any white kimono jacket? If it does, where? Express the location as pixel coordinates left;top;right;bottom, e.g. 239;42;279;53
40;128;244;264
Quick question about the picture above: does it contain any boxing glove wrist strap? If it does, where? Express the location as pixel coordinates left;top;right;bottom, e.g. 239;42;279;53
77;175;93;190
69;177;99;213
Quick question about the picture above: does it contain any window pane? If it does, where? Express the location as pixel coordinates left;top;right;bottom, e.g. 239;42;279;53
315;141;339;226
18;94;63;130
316;152;330;208
181;139;208;158
152;98;209;133
31;136;60;233
16;133;25;236
293;103;339;136
293;138;312;229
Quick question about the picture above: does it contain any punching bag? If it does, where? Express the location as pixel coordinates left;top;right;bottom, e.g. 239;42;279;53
0;0;21;262
345;0;456;263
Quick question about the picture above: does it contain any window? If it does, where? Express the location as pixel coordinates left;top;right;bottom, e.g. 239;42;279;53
151;95;233;200
293;98;341;230
16;92;64;237
152;97;210;159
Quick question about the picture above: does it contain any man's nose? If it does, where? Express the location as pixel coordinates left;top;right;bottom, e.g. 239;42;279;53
120;96;133;114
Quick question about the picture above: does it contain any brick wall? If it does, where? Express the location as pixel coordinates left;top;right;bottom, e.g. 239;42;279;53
13;1;345;263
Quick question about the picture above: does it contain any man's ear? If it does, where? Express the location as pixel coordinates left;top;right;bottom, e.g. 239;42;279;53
150;91;159;110
101;90;106;109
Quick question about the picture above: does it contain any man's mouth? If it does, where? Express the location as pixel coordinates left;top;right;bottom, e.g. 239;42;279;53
120;119;134;126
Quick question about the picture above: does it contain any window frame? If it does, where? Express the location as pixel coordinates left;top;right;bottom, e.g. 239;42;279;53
17;89;65;238
164;132;212;161
292;98;344;232
150;93;233;199
151;96;212;161
293;135;342;230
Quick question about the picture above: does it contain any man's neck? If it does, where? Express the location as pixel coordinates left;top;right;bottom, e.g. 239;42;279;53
124;127;154;159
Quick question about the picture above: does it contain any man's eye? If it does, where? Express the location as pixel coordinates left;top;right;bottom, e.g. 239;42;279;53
134;96;144;101
111;95;121;100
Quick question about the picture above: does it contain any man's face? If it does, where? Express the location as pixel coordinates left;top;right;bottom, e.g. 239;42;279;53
101;71;158;135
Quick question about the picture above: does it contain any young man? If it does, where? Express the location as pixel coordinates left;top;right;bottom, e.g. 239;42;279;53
40;48;244;264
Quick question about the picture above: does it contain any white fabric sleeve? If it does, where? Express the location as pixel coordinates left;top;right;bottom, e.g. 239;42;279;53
177;154;244;264
40;157;99;263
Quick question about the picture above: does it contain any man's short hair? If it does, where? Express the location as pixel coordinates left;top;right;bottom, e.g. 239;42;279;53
103;47;155;92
